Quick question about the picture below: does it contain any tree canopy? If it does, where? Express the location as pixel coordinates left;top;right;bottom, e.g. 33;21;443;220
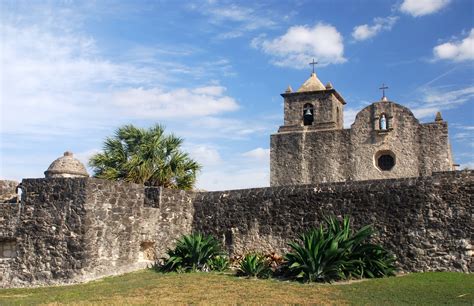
89;124;201;190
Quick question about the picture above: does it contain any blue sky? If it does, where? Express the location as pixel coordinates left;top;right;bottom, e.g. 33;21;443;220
1;0;473;190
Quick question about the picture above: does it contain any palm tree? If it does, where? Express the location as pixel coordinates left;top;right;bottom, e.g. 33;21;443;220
89;124;201;190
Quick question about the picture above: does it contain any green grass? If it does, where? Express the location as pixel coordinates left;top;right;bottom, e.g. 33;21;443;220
0;270;472;305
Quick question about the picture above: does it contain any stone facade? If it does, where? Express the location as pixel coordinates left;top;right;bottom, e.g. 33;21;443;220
271;74;455;186
0;171;472;288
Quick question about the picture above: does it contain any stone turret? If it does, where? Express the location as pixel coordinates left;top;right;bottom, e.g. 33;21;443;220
44;151;89;178
278;71;346;132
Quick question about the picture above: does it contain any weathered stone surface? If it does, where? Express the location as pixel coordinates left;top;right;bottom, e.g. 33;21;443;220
271;100;455;186
193;171;472;273
0;171;471;288
44;152;89;178
0;180;19;203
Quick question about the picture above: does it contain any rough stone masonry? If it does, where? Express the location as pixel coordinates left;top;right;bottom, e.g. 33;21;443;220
0;170;472;288
271;72;455;186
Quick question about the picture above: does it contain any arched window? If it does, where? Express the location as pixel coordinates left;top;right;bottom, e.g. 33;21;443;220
379;113;388;130
303;103;314;126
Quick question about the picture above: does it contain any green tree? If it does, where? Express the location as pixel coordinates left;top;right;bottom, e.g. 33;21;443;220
89;124;201;189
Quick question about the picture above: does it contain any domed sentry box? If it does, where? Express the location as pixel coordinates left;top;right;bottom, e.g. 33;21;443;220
44;151;89;178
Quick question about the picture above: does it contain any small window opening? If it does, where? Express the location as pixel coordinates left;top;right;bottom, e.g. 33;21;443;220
375;151;395;171
139;241;156;261
303;103;314;126
379;113;388;130
336;107;340;124
0;240;17;258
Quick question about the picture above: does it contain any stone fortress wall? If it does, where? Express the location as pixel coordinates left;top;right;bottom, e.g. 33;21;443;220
0;170;472;288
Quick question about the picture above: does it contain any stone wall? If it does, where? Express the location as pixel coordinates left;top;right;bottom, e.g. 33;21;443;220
193;171;472;273
0;180;19;203
0;171;471;288
0;178;195;288
271;101;455;186
271;129;351;185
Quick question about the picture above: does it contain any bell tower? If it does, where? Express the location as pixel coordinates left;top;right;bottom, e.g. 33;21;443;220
278;71;345;133
271;68;347;186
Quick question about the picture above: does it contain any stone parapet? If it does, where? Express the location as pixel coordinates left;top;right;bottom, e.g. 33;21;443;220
0;171;471;288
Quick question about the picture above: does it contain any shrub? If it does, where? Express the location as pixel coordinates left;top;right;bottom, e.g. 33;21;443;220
158;233;222;272
237;253;272;278
283;216;396;282
207;255;230;272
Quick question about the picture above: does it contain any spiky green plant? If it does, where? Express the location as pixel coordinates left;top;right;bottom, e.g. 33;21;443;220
207;255;230;272
284;216;396;282
237;253;272;278
159;233;222;272
89;124;201;190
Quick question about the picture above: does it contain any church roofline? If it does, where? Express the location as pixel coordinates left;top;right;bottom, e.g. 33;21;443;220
281;88;346;105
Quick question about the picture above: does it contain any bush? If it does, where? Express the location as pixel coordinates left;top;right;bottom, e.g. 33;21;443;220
237;253;272;278
283;216;396;282
207;255;230;272
158;233;222;272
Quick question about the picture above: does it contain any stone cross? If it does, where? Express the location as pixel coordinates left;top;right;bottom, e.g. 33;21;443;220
379;83;389;99
309;58;318;73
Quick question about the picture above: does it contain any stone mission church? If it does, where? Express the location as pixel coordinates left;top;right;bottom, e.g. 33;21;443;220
270;70;455;185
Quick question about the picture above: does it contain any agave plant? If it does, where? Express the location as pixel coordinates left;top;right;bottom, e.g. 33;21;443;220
159;233;222;272
237;253;272;278
284;216;396;282
207;255;230;272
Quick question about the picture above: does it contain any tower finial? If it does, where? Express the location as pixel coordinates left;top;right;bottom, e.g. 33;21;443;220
309;58;318;74
379;83;389;101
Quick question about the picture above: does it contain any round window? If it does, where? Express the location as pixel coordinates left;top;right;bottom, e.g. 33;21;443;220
375;151;395;171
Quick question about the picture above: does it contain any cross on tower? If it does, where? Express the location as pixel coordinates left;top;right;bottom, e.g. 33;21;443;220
379;83;389;99
309;58;318;73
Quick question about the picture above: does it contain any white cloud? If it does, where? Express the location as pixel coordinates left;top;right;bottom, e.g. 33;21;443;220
242;148;270;160
411;85;474;119
400;0;451;17
344;107;360;128
187;144;222;167
0;19;240;138
460;161;474;169
197;167;269;191
252;23;346;68
111;86;239;119
190;3;276;39
352;16;399;41
433;29;474;62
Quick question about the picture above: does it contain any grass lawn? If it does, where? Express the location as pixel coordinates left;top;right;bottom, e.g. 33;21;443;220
0;270;472;305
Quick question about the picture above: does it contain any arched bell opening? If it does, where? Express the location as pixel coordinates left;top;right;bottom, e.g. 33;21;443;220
303;103;314;126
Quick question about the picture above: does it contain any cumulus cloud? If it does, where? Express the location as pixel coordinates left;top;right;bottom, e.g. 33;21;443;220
242;148;270;160
400;0;451;17
433;29;474;62
0;19;240;138
186;144;222;167
352;16;399;41
252;23;346;68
